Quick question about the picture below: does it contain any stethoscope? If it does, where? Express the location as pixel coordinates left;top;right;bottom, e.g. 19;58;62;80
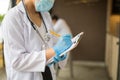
22;0;50;48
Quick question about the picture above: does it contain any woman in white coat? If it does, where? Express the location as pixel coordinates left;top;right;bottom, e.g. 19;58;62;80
1;0;72;80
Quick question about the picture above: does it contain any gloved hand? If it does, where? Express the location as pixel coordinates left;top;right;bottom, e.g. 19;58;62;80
48;54;67;66
53;34;72;56
53;54;67;63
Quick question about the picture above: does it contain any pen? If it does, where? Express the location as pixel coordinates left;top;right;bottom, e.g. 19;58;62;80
49;30;61;37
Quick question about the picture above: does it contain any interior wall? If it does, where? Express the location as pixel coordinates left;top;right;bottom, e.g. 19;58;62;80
52;0;107;61
105;0;120;80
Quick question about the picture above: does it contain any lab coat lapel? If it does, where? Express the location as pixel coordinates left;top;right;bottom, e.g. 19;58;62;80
17;1;31;28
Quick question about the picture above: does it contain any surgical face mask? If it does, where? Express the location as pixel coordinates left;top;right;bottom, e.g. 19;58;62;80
35;0;55;12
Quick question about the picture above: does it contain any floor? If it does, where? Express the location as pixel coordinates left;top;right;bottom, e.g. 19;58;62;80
57;62;109;80
0;60;109;80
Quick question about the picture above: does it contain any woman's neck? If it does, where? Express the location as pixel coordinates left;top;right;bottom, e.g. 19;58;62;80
24;0;42;27
24;0;37;14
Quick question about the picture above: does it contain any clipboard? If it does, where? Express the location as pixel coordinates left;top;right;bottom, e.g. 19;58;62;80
59;32;84;57
47;32;84;65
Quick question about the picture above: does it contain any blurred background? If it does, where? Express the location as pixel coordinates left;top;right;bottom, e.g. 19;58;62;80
0;0;120;80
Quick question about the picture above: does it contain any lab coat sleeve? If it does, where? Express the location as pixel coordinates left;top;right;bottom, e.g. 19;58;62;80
2;11;46;72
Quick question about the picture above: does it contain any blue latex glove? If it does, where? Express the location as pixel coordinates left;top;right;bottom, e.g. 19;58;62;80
53;54;67;63
48;54;67;66
53;34;72;56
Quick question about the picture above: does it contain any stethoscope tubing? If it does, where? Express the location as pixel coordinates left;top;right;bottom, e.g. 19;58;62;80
22;0;48;33
22;0;49;47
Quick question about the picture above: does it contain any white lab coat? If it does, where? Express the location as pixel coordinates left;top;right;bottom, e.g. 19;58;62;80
2;2;67;80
